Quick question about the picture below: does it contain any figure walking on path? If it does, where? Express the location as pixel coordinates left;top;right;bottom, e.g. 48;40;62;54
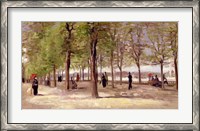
60;75;62;82
58;76;60;82
128;72;132;90
100;74;107;88
58;75;62;82
104;72;108;85
76;73;80;82
32;76;38;95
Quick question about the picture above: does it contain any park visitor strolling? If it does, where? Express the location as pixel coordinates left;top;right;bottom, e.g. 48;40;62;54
128;72;132;90
100;73;107;88
105;72;108;85
32;76;38;95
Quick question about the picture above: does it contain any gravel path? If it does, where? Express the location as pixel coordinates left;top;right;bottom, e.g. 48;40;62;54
22;81;178;109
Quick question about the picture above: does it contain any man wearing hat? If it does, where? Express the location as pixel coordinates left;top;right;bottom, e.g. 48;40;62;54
32;76;39;95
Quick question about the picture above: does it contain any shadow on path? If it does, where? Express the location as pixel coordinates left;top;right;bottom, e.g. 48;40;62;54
103;96;135;98
37;94;44;96
163;88;177;92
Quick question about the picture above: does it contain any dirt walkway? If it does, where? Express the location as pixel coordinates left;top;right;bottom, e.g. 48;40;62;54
22;81;178;109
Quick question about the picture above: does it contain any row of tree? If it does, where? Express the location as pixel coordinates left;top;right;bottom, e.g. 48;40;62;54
22;22;178;98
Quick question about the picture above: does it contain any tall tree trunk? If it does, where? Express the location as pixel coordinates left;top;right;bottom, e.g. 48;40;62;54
174;57;178;90
48;72;51;87
137;62;142;84
111;51;114;88
88;64;90;80
90;63;92;81
22;63;25;83
53;65;56;87
160;62;164;88
82;66;85;80
42;76;45;85
119;67;122;85
100;64;102;76
96;64;98;82
65;23;74;90
65;51;71;90
79;66;82;81
61;70;63;78
91;39;98;98
99;54;102;75
120;55;123;85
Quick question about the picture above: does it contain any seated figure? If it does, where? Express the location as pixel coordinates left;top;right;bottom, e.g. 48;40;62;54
163;74;168;85
149;75;161;87
71;77;77;89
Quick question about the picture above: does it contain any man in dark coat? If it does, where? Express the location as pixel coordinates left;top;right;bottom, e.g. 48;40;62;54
76;73;80;82
101;74;106;88
128;72;132;90
59;75;62;82
32;76;38;95
58;75;62;82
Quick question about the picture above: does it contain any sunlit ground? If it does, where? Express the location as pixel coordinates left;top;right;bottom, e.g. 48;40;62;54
22;81;178;109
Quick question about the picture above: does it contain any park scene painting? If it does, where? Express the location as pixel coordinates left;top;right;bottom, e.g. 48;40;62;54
22;22;178;109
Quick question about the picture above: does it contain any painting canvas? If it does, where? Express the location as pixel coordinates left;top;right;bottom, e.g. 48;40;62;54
22;22;178;109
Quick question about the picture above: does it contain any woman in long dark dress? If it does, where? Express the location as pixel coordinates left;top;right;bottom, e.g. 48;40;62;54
32;76;38;95
101;74;107;88
128;72;132;90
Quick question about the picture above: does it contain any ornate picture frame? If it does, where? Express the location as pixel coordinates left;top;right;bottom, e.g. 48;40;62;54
1;1;199;130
